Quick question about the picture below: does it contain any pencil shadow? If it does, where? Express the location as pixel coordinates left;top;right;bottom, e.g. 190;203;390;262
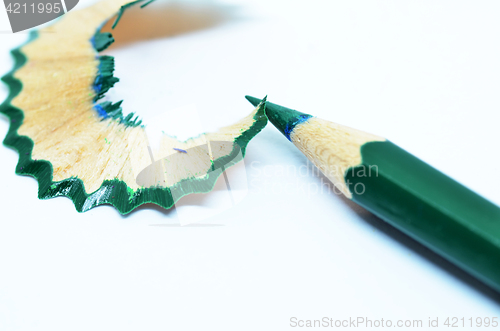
302;158;500;303
342;195;500;303
100;1;239;50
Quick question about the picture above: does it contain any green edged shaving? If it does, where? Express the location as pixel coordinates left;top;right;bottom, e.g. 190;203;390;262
0;0;267;214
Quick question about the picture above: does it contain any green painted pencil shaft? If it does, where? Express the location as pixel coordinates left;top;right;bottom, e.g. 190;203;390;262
246;96;500;292
346;141;500;291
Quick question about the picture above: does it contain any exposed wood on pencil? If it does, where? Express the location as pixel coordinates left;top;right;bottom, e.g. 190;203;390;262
290;117;384;198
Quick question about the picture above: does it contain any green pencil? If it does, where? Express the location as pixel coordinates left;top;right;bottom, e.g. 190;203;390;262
246;96;500;292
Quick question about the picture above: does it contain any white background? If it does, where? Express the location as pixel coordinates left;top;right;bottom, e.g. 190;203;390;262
1;0;500;330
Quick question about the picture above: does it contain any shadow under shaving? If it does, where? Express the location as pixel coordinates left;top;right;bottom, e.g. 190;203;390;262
100;0;238;50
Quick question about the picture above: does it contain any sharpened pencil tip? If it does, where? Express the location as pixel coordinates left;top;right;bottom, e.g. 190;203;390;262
245;95;262;107
245;96;313;141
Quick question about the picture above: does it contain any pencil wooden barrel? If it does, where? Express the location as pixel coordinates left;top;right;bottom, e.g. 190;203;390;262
246;96;500;292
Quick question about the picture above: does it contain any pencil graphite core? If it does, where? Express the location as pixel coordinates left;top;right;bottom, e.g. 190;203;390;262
246;96;500;292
